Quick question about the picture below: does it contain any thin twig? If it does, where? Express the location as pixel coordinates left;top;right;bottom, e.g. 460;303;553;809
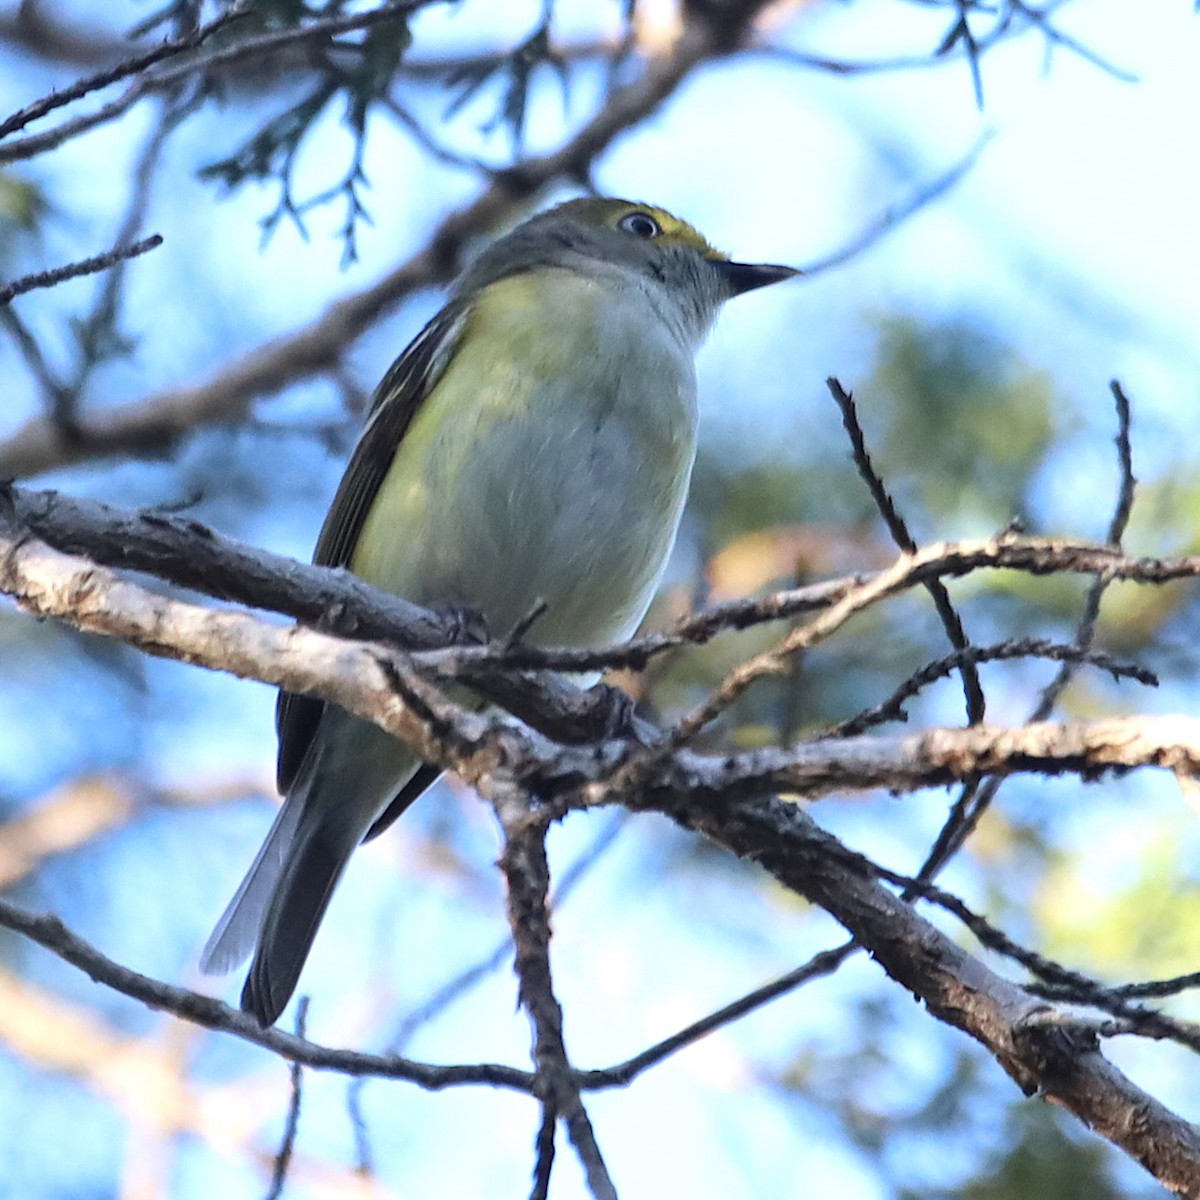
941;0;985;108
802;134;994;277
495;788;617;1200
0;305;72;406
0;2;245;141
579;940;856;1089
825;637;1155;739
827;376;986;723
347;810;628;1173
863;856;1200;1055
0;234;162;307
532;1105;557;1200
0;894;537;1091
56;99;179;429
0;3;428;164
915;380;1137;873
265;997;310;1200
1004;0;1137;82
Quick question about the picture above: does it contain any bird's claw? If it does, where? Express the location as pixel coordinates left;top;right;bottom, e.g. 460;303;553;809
586;679;639;741
434;603;490;647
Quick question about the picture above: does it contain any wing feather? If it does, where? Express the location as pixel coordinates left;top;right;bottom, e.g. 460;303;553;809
275;301;470;795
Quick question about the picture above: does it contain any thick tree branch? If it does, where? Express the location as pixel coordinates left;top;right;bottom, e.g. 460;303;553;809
6;482;1194;702
5;484;1200;797
3;498;1200;1190
3;498;1199;825
660;795;1200;1195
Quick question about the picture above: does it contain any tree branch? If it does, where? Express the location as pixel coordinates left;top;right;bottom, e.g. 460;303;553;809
3;495;1200;1190
496;789;617;1200
5;482;1199;778
3;494;1200;826
0;894;535;1091
0;233;162;306
660;793;1200;1195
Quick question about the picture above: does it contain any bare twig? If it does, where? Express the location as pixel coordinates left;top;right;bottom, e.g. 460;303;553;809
1033;379;1135;713
0;304;72;409
347;810;627;1174
0;4;243;141
827;376;985;723
825;637;1155;738
579;940;856;1089
649;530;986;758
51;101;178;432
941;0;985;108
0;4;426;164
760;1;1133;86
496;788;617;1200
0;234;162;307
0;894;535;1091
860;858;1200;1055
387;814;625;1052
266;997;309;1200
802;135;994;276
916;381;1138;873
1001;0;1137;82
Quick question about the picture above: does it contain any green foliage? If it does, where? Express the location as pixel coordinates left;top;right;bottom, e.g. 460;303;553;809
868;315;1056;531
954;1107;1130;1200
0;171;47;233
689;452;829;549
1035;827;1200;981
0;171;48;260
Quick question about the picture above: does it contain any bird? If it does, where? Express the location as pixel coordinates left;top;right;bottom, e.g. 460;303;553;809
200;196;797;1026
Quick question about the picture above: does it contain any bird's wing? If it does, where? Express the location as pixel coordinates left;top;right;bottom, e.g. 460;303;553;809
275;300;471;795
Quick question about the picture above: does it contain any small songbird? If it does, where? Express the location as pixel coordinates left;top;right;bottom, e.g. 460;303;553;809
201;197;797;1026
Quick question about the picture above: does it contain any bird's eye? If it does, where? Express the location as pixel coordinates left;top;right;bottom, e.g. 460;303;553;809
617;211;661;239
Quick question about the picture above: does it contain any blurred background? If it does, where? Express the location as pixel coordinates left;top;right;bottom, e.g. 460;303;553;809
1;1;1198;1196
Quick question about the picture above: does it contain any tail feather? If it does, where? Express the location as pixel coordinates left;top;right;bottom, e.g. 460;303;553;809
202;707;432;1026
200;791;304;975
241;822;351;1026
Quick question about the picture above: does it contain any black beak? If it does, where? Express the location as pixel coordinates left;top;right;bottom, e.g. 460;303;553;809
715;260;801;296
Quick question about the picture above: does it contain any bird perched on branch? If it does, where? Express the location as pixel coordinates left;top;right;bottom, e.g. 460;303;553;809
201;196;797;1026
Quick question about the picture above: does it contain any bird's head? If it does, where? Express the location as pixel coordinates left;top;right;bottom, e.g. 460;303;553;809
458;197;798;343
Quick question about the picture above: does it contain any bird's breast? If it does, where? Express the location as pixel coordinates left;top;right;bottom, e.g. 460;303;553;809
355;270;700;647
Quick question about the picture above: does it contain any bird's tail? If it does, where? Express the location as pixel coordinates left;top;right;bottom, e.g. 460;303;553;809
239;806;358;1026
201;748;370;1027
200;786;306;978
201;708;425;1026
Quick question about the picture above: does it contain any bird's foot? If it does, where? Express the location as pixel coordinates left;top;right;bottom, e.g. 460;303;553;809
585;679;640;741
434;603;489;647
